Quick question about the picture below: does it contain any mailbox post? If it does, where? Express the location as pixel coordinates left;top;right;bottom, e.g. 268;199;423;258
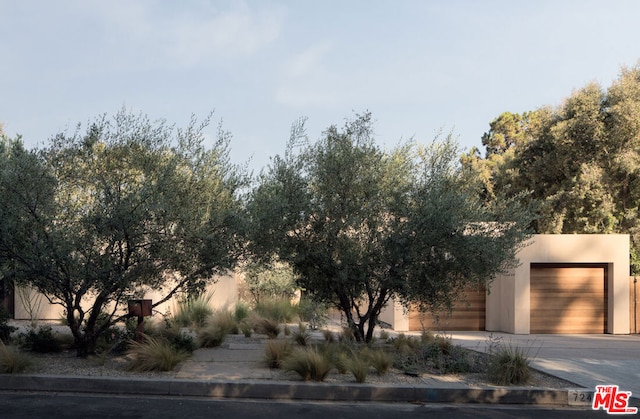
128;299;152;341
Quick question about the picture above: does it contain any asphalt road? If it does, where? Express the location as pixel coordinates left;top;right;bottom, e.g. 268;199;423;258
0;392;608;419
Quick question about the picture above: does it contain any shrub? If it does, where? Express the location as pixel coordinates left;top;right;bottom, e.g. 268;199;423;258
197;309;241;347
367;348;392;375
487;345;531;385
242;261;298;305
297;298;329;330
264;339;291;369
0;341;32;374
197;324;228;348
333;351;350;374
378;329;390;341
320;342;352;374
322;329;335;343
253;317;280;339
172;292;214;329
439;345;474;373
420;330;435;343
240;320;253;337
282;346;332;381
254;298;297;323
339;327;355;342
211;310;239;335
125;317;160;338
435;335;453;356
21;326;62;353
126;335;189;372
167;331;197;353
234;302;250;322
391;333;478;375
345;352;369;383
389;333;419;357
0;307;16;344
292;323;311;346
100;326;135;355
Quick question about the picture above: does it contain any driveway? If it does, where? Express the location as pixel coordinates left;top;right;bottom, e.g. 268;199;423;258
447;332;640;396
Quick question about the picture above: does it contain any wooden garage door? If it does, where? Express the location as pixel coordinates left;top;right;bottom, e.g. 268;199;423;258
530;264;607;334
409;287;485;331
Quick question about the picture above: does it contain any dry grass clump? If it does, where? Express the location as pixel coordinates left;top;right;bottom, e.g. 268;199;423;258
345;352;369;383
281;346;332;381
0;341;32;374
126;335;189;372
291;323;311;346
367;348;392;375
172;292;214;329
254;298;298;323
252;317;281;339
264;339;292;369
322;329;335;343
197;309;240;347
487;345;531;385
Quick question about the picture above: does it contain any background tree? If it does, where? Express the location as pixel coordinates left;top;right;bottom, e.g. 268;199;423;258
0;110;244;356
248;114;533;342
241;260;298;305
465;62;640;272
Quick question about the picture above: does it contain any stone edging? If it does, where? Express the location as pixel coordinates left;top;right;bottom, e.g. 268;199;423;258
0;374;573;405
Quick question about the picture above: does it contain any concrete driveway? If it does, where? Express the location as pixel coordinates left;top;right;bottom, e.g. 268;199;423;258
448;332;640;396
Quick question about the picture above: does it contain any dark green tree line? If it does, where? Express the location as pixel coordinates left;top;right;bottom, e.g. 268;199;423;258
463;62;640;272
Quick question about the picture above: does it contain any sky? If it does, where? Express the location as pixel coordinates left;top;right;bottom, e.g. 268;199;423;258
2;0;640;174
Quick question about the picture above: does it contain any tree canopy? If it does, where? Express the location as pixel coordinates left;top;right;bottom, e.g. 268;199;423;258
248;113;533;342
462;62;640;272
0;110;245;356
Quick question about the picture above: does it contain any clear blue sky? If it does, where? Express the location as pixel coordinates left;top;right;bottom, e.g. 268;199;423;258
2;0;640;173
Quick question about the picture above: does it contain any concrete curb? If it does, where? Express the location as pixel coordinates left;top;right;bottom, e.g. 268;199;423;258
0;374;572;405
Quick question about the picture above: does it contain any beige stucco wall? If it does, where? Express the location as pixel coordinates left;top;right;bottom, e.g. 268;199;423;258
485;269;516;333
383;234;630;334
379;298;410;332
14;272;239;321
485;234;630;334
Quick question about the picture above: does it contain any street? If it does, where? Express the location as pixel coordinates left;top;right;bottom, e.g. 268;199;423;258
0;391;609;419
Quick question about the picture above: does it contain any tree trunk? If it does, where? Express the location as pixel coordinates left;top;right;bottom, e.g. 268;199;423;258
365;314;377;343
66;307;99;357
75;336;96;357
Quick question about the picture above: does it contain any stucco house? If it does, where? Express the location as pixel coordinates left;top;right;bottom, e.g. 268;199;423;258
7;272;241;322
4;234;633;335
380;234;632;335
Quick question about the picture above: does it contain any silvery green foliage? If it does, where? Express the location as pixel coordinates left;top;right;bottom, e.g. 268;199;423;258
248;113;532;343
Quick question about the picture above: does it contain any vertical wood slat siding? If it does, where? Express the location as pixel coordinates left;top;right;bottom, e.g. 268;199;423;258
530;265;606;334
409;288;485;331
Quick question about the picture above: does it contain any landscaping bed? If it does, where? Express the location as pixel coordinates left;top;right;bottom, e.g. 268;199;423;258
3;320;578;389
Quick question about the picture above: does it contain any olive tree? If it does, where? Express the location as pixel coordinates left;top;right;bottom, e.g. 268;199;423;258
0;110;244;356
248;114;532;342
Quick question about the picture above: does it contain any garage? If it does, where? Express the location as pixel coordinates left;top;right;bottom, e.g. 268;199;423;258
530;263;607;334
409;287;485;331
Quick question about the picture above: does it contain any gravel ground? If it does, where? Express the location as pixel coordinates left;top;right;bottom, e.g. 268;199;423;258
5;321;579;389
21;348;576;388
